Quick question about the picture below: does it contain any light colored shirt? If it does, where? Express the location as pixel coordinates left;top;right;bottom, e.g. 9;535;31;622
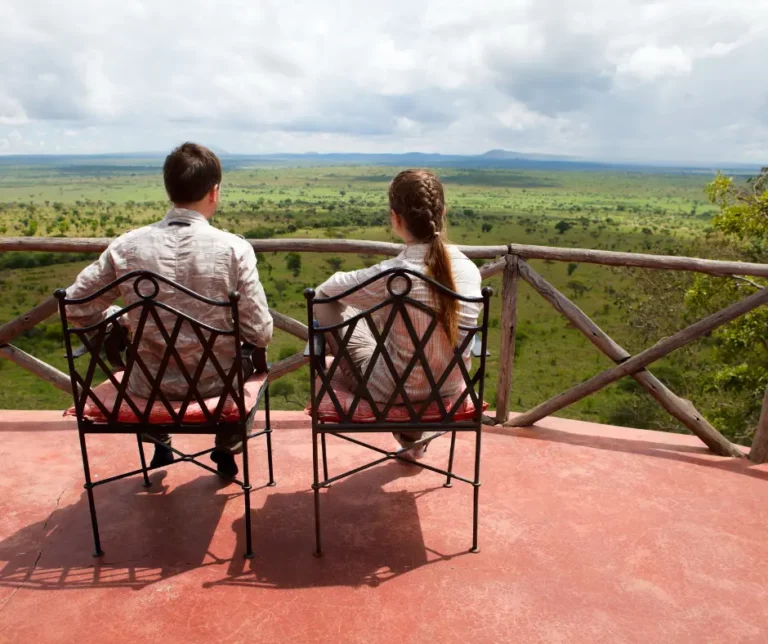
66;208;273;399
317;244;482;403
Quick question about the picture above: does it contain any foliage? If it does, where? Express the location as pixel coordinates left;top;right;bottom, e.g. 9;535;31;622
0;160;746;424
566;279;589;299
683;169;768;442
285;252;302;277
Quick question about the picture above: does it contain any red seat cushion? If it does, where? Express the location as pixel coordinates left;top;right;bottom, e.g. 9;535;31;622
63;371;267;424
306;371;487;423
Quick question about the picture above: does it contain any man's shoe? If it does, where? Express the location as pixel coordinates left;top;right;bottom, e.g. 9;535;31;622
149;444;175;468
211;450;239;479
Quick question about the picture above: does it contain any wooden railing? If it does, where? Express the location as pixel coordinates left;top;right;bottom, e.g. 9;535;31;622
2;236;767;462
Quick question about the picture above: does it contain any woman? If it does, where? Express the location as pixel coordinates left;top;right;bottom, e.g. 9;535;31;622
314;169;482;460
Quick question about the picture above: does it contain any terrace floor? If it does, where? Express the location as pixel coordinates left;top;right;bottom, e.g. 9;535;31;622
0;410;767;643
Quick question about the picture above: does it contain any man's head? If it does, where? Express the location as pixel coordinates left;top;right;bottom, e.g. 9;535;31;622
163;142;222;218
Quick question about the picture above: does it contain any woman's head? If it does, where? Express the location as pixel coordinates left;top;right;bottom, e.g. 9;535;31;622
388;169;446;242
388;169;459;346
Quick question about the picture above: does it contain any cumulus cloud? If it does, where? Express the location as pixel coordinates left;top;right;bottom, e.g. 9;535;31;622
0;0;766;161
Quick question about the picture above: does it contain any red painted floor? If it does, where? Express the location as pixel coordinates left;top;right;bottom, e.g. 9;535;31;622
0;410;767;643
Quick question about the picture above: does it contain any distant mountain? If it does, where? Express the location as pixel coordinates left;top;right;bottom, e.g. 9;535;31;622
480;149;579;162
0;150;760;175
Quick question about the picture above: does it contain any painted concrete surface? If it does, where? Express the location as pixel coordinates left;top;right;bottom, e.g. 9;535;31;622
0;410;766;643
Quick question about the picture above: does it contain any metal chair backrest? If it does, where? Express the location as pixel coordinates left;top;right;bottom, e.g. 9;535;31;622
305;268;492;430
55;270;247;426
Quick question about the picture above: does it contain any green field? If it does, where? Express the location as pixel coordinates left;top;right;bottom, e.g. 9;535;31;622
0;160;740;438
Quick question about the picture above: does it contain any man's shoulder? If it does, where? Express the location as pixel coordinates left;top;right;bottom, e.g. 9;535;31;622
108;222;160;250
207;227;254;256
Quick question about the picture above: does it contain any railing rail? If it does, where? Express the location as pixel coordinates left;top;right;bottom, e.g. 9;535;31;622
1;236;767;462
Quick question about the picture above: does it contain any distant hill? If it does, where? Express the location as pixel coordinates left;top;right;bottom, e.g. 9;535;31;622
480;149;580;162
0;150;760;175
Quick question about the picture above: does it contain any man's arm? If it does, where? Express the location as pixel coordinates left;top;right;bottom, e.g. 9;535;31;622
65;249;120;327
236;245;273;347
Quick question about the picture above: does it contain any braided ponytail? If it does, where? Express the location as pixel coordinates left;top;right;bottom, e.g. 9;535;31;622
389;170;459;346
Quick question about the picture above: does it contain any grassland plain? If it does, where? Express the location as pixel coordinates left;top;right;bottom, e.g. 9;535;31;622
0;160;734;436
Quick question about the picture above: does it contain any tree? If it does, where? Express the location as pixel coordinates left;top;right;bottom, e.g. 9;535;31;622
567;262;579;276
481;222;493;233
285;252;302;277
613;169;768;445
555;220;572;235
680;169;768;442
566;279;589;299
274;279;289;298
325;256;344;272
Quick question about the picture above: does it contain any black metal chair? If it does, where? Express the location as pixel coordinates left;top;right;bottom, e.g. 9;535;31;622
305;268;491;556
55;270;274;559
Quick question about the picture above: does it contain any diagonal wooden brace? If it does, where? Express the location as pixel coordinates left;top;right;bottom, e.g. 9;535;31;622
0;344;73;394
505;276;768;458
515;259;742;457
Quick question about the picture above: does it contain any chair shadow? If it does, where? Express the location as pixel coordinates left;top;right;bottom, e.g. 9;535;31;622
205;461;469;590
0;470;252;592
486;423;768;482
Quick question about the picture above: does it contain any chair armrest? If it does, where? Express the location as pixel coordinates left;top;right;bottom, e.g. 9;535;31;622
471;335;490;357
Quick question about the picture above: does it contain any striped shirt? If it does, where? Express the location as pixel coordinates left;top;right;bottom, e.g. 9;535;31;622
317;244;482;403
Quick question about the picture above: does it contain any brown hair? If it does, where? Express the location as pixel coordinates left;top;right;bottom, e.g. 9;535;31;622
163;142;222;204
389;169;459;346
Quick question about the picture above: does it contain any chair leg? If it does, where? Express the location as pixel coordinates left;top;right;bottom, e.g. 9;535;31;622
321;432;330;487
136;434;151;488
471;427;482;553
264;384;276;487
444;431;457;488
312;429;323;557
241;424;254;559
78;430;104;557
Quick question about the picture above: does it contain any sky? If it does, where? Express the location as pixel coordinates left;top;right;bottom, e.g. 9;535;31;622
1;0;766;163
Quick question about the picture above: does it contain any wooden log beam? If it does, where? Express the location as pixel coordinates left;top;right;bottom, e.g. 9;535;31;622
479;256;507;280
506;284;768;432
749;387;768;463
0;345;73;394
517;259;742;458
269;352;309;381
0;296;58;346
495;254;519;423
506;243;768;278
270;309;309;341
0;237;111;253
0;236;505;260
7;236;766;275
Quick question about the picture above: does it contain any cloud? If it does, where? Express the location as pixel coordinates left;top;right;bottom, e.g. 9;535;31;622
618;46;693;81
0;0;766;162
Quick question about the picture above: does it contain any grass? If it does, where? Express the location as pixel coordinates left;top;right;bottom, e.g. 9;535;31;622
0;161;724;431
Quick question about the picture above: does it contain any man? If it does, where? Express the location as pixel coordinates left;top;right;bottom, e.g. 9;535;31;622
66;143;273;477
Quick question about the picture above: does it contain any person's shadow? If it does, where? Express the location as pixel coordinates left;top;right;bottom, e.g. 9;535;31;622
206;461;469;590
0;471;243;592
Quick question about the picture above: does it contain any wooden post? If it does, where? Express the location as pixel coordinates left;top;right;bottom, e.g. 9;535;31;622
495;253;519;424
518;259;741;458
0;345;73;394
506;284;768;437
749;387;768;463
